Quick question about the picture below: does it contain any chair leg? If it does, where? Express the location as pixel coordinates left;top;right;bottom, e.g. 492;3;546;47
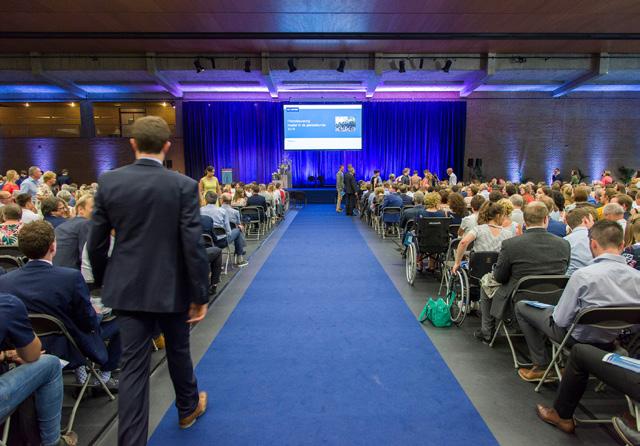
489;320;502;347
535;341;567;393
88;364;116;402
65;370;92;434
1;415;10;446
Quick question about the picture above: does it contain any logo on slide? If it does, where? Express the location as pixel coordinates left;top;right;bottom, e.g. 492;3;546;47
335;116;356;133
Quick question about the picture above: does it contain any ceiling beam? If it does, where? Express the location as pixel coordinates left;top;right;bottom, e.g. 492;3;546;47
552;52;609;98
365;53;383;98
30;52;87;99
261;52;278;98
460;53;496;97
145;52;183;98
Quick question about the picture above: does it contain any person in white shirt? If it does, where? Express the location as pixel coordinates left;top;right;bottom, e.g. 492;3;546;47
16;192;41;223
459;194;486;236
564;207;594;275
509;194;525;226
447;168;457;186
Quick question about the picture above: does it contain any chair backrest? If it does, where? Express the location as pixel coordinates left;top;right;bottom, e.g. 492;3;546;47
0;246;22;258
241;206;261;221
510;275;570;305
212;227;227;237
403;205;415;211
201;234;214;247
575;306;640;330
448;224;461;239
382;207;402;223
0;255;22;271
403;219;415;233
415;217;451;253
28;313;83;355
468;251;499;281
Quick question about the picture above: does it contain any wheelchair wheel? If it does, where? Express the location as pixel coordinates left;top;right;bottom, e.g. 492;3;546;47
405;242;417;285
447;269;470;326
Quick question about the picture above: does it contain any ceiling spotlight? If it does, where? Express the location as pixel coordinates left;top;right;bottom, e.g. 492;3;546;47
161;102;167;107
244;60;251;73
398;60;406;73
419;58;424;69
69;102;76;107
171;101;176;109
287;58;297;73
442;59;453;73
24;102;30;107
337;59;346;73
194;58;205;73
209;57;216;69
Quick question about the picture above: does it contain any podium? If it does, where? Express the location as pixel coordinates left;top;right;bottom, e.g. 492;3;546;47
221;168;233;185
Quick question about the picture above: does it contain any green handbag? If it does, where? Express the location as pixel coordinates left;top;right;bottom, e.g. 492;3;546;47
418;291;454;328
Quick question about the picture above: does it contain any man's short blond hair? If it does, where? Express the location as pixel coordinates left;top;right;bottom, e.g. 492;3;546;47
524;201;549;226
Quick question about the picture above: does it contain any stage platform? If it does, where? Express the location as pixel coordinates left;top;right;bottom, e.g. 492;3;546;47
287;187;337;204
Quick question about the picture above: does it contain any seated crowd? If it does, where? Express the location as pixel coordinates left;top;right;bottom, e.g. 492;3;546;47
358;167;640;445
0;165;287;444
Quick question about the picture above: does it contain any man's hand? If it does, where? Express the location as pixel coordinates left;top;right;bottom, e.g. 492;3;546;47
187;303;208;324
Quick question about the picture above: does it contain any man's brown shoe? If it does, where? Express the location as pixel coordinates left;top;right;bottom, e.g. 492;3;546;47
59;431;78;446
536;404;575;434
179;391;208;429
518;366;556;383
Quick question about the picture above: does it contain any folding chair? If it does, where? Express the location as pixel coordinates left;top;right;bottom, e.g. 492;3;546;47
201;233;214;247
489;275;570;369
28;314;116;434
0;412;11;446
241;206;262;240
0;255;22;271
380;207;402;239
535;306;640;393
212;226;231;275
0;247;26;266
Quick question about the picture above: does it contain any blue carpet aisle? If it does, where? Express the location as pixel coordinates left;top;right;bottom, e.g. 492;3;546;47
149;205;498;446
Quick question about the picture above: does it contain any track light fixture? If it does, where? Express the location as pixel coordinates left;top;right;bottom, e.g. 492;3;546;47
287;58;297;73
442;59;453;73
511;56;527;64
209;57;216;69
337;59;346;73
193;58;205;73
398;60;406;73
244;60;251;73
419;58;424;69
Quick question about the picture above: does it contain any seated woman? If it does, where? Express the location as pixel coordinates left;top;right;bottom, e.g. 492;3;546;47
0;204;22;246
446;192;467;225
0;293;77;445
623;214;640;269
231;188;247;207
423;192;446;218
451;201;516;273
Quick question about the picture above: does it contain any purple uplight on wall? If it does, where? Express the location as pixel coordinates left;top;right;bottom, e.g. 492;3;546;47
25;139;57;172
92;141;120;176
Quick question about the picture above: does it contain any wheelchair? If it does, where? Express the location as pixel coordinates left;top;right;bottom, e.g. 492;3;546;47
404;217;451;285
443;249;499;325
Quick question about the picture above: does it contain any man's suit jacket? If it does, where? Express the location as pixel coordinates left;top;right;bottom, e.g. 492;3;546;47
491;228;570;319
200;215;215;239
399;194;413;206
53;217;90;269
247;193;267;209
88;158;209;313
0;261;107;366
382;193;403;209
344;172;357;194
400;205;428;230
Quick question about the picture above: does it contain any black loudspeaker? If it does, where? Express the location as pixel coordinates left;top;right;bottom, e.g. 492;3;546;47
163;160;173;169
475;158;482;167
467;158;474;167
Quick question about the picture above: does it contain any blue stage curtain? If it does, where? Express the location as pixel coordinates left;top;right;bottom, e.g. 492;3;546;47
183;101;466;186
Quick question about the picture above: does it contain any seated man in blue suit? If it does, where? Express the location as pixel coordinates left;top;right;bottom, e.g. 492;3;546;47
540;196;567;237
0;221;120;390
381;184;404;210
398;184;414;206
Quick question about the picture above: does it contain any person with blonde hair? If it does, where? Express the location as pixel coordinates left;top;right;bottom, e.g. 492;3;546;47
36;171;57;207
623;214;640;269
2;170;19;194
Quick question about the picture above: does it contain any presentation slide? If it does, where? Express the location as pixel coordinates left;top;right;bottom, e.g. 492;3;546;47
284;104;362;150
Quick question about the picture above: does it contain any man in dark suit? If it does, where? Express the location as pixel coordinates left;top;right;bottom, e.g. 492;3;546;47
0;221;120;388
87;116;210;445
344;166;358;216
382;185;404;209
399;192;428;231
246;184;267;221
57;169;71;187
476;201;570;342
53;194;93;269
200;215;224;292
398;184;413;206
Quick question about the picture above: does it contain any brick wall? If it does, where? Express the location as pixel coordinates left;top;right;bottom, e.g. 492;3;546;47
0;137;185;185
464;97;640;184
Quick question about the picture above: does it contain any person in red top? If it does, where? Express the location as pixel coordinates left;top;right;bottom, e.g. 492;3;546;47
601;170;614;186
1;170;20;195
